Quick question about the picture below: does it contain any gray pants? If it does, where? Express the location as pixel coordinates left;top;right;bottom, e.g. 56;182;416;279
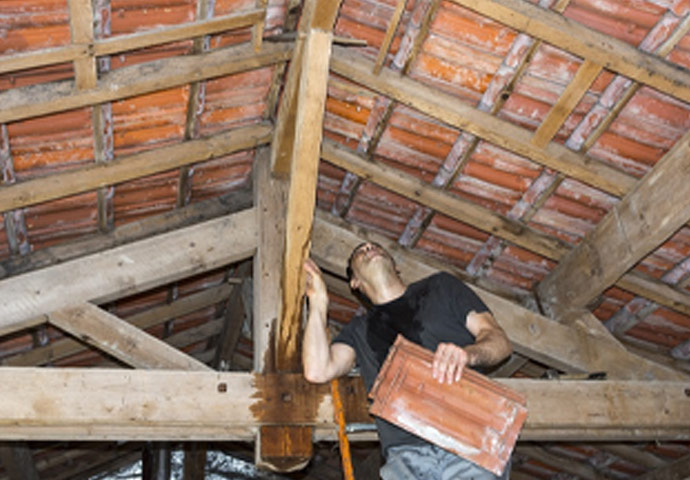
380;444;510;480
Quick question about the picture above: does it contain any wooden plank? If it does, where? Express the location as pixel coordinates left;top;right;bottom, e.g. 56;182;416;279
450;0;690;104
95;10;265;56
0;123;271;214
616;272;690;317
0;208;256;333
0;45;87;76
322;138;570;260
530;59;602;148
67;0;98;90
330;46;636;197
252;148;287;373
0;369;687;441
48;303;210;371
0;11;264;76
0;444;39;480
598;444;665;469
537;132;690;318
277;28;334;371
0;41;292;125
311;211;688;381
4;284;232;367
373;0;409;74
0;188;251;281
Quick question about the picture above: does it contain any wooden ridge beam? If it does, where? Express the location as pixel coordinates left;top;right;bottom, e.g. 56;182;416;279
450;0;690;104
0;369;687;441
0;123;271;214
48;303;211;371
0;9;266;76
537;131;690;318
330;46;636;197
0;208;257;334
0;41;292;125
311;211;688;381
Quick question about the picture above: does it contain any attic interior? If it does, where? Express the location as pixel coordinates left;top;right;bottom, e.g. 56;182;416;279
1;0;690;478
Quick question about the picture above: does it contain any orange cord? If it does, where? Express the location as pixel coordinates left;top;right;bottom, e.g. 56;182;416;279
331;378;356;480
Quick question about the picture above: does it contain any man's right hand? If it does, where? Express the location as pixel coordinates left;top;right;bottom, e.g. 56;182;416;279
304;258;328;310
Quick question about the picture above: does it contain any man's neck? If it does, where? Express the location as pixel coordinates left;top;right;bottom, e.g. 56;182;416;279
367;273;407;305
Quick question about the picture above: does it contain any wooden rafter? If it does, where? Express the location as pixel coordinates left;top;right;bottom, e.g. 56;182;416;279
47;303;211;371
0;369;687;441
537;132;690;318
0;41;291;125
0;10;266;76
450;0;690;104
330;46;636;197
0;123;271;214
0;208;257;334
373;0;409;74
0;444;39;480
311;211;688;381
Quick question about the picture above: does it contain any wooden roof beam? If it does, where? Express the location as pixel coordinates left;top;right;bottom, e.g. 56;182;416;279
0;123;271;214
0;41;291;125
67;0;98;90
47;303;211;371
330;46;636;197
537;132;690;319
0;369;688;441
0;9;266;76
311;211;688;381
450;0;690;104
0;208;257;335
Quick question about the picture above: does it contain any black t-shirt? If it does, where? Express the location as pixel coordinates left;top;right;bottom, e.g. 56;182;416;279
333;271;491;453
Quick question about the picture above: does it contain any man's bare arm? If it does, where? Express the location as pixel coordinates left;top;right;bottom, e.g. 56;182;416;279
302;259;356;383
433;310;512;384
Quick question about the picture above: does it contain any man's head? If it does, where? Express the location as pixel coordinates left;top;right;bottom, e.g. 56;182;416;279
346;242;399;293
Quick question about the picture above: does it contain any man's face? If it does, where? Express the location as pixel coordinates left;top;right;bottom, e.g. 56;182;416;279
348;242;395;289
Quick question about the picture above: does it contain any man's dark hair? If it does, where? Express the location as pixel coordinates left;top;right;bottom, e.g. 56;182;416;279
346;242;368;282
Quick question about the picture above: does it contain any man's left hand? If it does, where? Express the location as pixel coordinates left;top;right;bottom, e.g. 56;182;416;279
432;343;469;384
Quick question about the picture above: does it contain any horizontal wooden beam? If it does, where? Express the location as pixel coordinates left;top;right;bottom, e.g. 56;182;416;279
330;46;635;197
311;211;688;381
0;123;270;214
0;208;257;334
0;369;687;441
0;41;292;124
450;0;690;104
321;138;570;260
0;10;265;75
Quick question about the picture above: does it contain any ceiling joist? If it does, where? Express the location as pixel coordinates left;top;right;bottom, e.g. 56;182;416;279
0;368;687;441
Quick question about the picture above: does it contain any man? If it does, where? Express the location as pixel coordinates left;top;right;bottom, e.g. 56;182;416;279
303;242;513;480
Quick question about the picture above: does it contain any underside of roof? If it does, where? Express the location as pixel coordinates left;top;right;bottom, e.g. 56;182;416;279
0;0;690;478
